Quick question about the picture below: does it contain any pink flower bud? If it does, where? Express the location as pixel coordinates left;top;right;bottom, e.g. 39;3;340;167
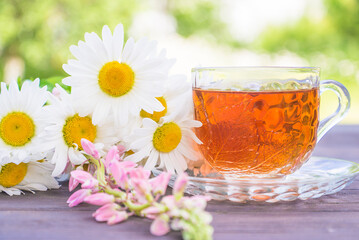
84;193;115;206
110;160;128;189
69;176;79;192
93;203;116;216
119;161;137;170
131;178;151;202
170;219;182;231
70;170;94;183
67;189;91;207
128;167;151;180
107;211;128;225
149;172;171;196
173;173;188;197
142;206;163;220
92;203;118;221
161;196;177;211
183;195;211;210
81;178;99;189
117;144;126;156
81;138;100;159
105;146;119;169
150;215;170;236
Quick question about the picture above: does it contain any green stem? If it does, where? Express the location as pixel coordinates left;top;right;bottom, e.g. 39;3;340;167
125;200;151;213
84;154;106;186
105;187;126;199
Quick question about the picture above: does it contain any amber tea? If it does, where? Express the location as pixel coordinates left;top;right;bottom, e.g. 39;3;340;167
193;88;320;178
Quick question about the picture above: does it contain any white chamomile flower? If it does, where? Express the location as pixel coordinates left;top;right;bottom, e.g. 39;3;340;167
45;85;119;176
121;75;192;149
0;160;60;196
0;79;53;165
125;112;203;174
139;74;191;123
62;23;175;127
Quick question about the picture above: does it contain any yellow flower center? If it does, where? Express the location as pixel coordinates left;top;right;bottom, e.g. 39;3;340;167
140;97;168;122
0;163;28;188
62;114;97;150
153;122;182;153
0;112;35;147
98;61;135;97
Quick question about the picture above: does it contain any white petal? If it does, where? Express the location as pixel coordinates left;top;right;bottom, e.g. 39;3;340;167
102;25;114;59
161;153;175;174
177;143;198;161
142;118;158;129
68;148;87;165
130;135;152;150
173;149;188;172
51;147;69;177
113;24;124;60
92;100;110;125
144;150;159;170
125;143;152;163
85;32;109;62
122;37;135;62
182;128;203;144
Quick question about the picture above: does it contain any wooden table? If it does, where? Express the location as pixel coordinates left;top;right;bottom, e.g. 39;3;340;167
1;125;359;240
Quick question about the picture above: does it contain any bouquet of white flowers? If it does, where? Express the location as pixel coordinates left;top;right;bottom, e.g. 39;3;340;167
0;23;212;240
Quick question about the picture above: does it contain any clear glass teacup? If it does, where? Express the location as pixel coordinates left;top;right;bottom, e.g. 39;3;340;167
192;67;350;179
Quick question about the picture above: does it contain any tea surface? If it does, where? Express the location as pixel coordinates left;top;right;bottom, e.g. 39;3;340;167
193;88;319;177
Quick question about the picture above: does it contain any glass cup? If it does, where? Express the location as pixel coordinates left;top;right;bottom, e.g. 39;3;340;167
192;67;350;179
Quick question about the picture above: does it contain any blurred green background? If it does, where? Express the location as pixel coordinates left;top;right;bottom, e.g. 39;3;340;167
0;0;358;124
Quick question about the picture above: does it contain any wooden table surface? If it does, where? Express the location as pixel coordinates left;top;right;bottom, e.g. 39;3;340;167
1;125;359;240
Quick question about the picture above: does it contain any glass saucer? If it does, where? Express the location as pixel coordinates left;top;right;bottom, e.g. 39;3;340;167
152;157;359;203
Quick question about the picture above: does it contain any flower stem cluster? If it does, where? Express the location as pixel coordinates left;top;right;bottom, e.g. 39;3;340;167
67;139;213;239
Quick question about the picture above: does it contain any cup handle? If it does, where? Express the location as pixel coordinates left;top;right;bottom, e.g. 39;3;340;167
317;80;351;142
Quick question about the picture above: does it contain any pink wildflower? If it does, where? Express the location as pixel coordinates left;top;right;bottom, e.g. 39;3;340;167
131;178;152;203
107;211;128;225
81;138;100;159
92;203;118;221
149;172;171;196
105;146;119;169
67;140;213;239
67;189;91;207
150;215;170;236
109;161;137;189
109;161;128;189
92;203;128;225
173;173;188;198
161;196;177;211
84;193;115;206
170;219;183;231
82;178;99;189
142;206;163;219
71;170;98;189
128;167;151;180
117;144;126;156
183;195;211;210
119;161;137;169
71;170;94;183
69;176;80;192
